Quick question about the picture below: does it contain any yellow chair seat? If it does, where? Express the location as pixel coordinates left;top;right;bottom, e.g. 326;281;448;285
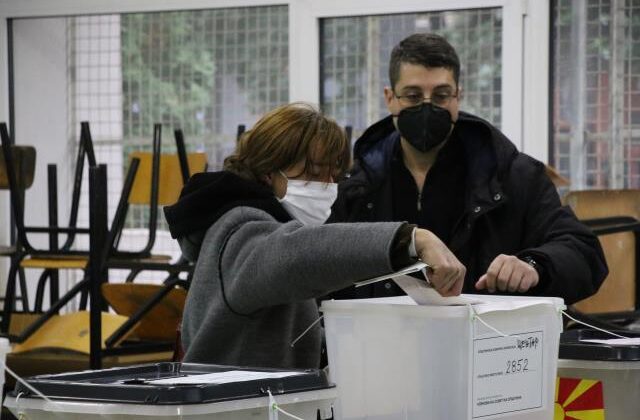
20;255;89;269
12;311;129;354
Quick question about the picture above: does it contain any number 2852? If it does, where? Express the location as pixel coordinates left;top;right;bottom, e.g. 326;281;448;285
505;358;528;374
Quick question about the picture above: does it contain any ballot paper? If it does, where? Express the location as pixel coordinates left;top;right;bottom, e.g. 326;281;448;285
392;274;484;306
581;337;640;346
354;262;483;306
354;261;428;287
147;370;305;385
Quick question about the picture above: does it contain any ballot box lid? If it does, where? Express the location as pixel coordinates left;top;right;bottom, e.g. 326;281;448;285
559;329;640;361
10;362;333;404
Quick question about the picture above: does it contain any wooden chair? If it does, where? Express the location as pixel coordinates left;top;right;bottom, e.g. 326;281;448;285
0;143;36;314
101;127;206;347
16;124;175;342
564;190;640;315
9;124;178;343
5;126;206;372
0;122;96;335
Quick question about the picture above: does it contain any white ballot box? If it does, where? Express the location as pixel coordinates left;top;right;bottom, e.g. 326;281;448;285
321;294;564;420
3;363;336;419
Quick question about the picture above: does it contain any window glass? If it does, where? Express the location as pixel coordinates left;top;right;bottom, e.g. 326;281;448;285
67;7;289;240
552;0;640;189
320;8;502;139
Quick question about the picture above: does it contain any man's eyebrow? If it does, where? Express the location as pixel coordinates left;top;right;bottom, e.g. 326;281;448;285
432;84;455;91
398;85;423;92
399;83;454;91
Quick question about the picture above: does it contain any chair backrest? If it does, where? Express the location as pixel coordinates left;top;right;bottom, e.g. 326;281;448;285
0;144;36;190
1;121;97;253
564;189;640;313
1;123;36;246
545;164;570;187
109;125;207;255
128;151;207;206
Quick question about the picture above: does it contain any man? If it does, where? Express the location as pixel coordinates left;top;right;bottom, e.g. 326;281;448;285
330;33;607;304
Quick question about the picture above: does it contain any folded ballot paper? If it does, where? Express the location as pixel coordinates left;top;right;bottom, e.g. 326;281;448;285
355;262;484;306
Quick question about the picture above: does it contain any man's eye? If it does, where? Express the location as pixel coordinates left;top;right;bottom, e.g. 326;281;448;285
406;94;422;102
433;93;450;103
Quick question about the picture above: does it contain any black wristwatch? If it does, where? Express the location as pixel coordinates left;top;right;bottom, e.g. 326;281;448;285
521;255;544;278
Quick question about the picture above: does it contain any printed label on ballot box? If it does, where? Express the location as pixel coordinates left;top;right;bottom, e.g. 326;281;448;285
472;330;544;418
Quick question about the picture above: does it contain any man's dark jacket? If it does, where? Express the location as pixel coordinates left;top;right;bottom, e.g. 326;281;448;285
330;112;608;305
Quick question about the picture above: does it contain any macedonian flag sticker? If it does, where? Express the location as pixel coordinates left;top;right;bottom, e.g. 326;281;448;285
555;377;605;419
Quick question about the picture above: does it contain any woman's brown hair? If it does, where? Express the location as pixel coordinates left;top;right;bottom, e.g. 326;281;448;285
224;103;350;183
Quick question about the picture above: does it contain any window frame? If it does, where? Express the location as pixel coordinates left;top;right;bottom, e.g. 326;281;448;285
0;0;550;161
297;0;550;161
0;0;552;187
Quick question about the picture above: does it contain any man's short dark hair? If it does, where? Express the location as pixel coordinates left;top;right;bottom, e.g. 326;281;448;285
389;33;460;89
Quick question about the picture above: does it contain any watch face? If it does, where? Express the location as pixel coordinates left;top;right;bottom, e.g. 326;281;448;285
523;256;542;276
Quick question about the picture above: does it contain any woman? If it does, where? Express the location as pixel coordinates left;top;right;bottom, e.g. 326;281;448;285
164;103;464;369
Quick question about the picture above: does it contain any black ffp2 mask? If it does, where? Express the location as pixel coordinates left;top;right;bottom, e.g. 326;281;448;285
395;103;453;152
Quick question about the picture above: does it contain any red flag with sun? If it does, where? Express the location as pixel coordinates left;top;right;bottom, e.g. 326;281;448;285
555;377;605;419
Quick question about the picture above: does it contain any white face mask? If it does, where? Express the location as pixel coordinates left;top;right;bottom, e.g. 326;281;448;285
277;171;338;226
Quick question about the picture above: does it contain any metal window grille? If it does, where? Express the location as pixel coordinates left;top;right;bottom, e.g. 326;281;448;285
66;6;289;282
320;8;503;141
552;0;640;189
68;15;125;253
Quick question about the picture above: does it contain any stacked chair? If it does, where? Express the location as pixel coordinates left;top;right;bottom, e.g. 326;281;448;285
0;122;96;336
99;126;207;357
0;142;35;322
0;122;206;374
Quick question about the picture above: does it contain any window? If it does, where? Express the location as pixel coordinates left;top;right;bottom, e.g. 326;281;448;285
68;6;289;241
320;8;503;137
552;0;640;189
10;5;289;291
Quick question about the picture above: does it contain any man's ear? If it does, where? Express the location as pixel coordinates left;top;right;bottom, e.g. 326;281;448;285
456;85;463;102
383;86;395;111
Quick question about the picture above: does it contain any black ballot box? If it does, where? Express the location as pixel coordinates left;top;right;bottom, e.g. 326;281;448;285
556;329;640;420
4;362;336;419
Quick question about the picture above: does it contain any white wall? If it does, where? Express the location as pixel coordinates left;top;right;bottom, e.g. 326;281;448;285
9;17;70;306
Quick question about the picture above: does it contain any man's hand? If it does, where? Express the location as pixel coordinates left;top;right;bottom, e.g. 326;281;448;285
475;254;539;293
414;229;466;297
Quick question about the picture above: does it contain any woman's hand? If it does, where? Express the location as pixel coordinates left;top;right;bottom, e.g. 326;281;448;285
414;229;466;297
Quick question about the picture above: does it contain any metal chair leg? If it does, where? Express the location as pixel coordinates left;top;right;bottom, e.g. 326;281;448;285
79;286;89;310
0;258;21;332
34;269;54;313
17;266;29;311
124;268;142;283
